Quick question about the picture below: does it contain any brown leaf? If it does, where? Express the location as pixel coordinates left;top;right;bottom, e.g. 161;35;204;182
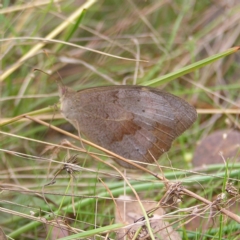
115;195;181;240
193;129;240;167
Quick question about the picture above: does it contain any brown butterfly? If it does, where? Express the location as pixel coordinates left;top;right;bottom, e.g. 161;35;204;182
58;84;197;169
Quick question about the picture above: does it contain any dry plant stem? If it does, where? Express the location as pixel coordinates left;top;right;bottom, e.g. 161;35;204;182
186;78;240;129
0;183;57;206
0;34;148;82
1;108;240;124
0;0;65;14
23;115;240;224
183;189;240;223
25;115;160;175
99;178;124;223
0;187;115;201
70;176;76;217
0;106;54;126
186;78;239;108
0;207;78;234
148;150;168;188
197;109;240;114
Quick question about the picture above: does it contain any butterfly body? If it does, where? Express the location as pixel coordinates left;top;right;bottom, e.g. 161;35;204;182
59;85;197;169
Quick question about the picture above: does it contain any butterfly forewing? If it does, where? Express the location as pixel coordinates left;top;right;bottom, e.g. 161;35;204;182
61;86;197;169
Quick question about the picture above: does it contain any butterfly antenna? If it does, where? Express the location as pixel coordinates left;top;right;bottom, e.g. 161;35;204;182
54;70;65;87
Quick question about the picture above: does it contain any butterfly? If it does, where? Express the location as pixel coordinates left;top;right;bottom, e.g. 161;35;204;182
58;85;197;169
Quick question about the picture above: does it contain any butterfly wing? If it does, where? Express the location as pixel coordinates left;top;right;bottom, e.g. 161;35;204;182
61;86;197;169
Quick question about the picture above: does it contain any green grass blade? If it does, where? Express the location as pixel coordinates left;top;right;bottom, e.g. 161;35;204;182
58;223;124;240
142;46;240;86
56;9;86;52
